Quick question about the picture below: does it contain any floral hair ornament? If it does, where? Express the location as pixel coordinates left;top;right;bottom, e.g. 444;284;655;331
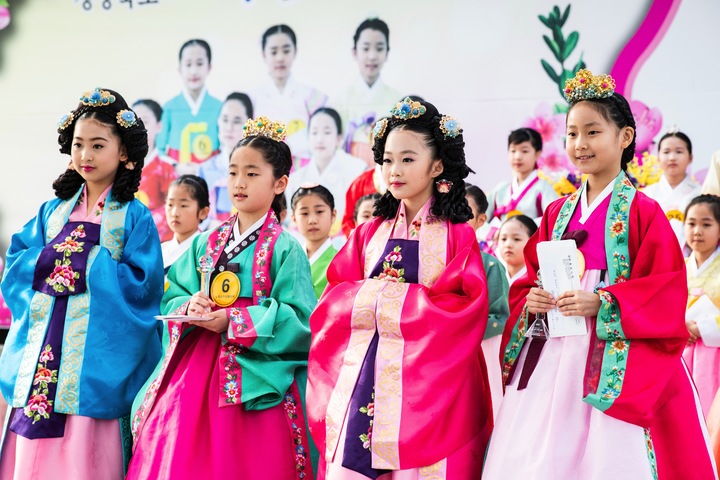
390;97;426;120
57;111;75;131
439;115;462;139
563;69;615;103
372;118;389;141
242;116;287;142
124;161;136;170
435;179;453;194
116;109;138;129
79;88;116;107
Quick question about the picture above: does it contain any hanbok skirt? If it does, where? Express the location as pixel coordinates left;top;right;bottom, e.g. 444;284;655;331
683;340;720;416
126;326;307;480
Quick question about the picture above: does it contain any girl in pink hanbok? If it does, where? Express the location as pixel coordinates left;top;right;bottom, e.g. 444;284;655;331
483;70;717;479
682;194;720;416
307;97;493;479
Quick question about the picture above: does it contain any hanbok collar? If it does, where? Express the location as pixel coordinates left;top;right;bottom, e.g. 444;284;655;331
225;213;267;254
308;238;333;266
71;184;112;222
182;86;208;117
391;197;435;240
355;74;385;96
511;170;539;200
688;246;720;277
268;74;299;97
579;177;616;224
504;262;527;286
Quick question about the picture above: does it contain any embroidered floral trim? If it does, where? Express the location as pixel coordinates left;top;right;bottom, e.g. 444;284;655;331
252;213;280;304
24;344;58;423
644;427;659;480
283;392;309;478
46;224;86;293
221;343;244;404
502;305;529;383
375;245;406;282
358;391;375;450
94;200;105;217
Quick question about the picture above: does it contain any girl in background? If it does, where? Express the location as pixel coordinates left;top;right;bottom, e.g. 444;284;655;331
353;192;381;229
128;116;317;480
497;214;538;286
199;93;253;226
0;88;163;479
286;108;367;237
251;25;327;166
483;69;716;479
482;128;557;252
642;131;702;250
329;18;401;165
291;184;338;299
466;184;510;420
308;98;492;478
161;175;210;274
682;194;720;416
156;39;223;172
133;98;177;242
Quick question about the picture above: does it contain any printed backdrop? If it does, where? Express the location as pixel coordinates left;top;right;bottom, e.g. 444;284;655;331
0;0;718;249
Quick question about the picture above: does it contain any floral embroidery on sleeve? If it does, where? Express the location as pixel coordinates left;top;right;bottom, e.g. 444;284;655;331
375;245;405;282
24;344;58;423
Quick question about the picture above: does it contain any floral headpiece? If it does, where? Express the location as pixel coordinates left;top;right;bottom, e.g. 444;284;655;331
242;116;287;142
439;115;462;138
79;88;116;107
563;69;615;103
390;97;426;120
116;109;138;128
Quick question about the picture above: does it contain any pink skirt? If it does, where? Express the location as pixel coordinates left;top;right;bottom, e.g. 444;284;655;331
683;340;720;416
481;335;503;420
126;327;306;480
0;414;122;480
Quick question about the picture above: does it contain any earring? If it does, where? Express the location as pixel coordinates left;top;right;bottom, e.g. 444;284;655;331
435;179;453;194
124;161;136;170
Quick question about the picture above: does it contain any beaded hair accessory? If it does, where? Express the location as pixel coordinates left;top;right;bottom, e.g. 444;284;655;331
563;69;615;103
57;111;75;131
79;88;116;107
242;116;287;142
116;110;138;128
439;115;462;138
390;97;427;120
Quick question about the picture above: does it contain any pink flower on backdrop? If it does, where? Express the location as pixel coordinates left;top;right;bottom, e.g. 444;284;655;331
523;103;565;145
0;5;10;31
537;144;572;174
629;100;662;155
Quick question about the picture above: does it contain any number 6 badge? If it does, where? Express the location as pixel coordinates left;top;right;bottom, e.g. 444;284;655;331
211;271;241;307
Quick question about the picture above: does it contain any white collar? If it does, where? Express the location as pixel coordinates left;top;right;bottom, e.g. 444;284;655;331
308;238;333;266
356;75;384;94
506;265;527;286
688;246;720;277
182;87;207;116
579;178;616;224
511;171;538;199
224;214;267;254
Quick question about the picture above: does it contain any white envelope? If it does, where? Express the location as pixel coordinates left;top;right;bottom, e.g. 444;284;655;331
536;240;588;337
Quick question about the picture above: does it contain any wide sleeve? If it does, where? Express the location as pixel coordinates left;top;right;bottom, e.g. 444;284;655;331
586;196;689;426
483;253;511;339
227;236;316;410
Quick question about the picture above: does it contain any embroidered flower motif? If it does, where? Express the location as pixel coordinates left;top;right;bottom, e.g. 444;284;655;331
375;245;406;282
608;339;628;355
24;344;58;424
69;225;86;238
283;392;309;477
94;200;105;217
410;219;422;238
223;380;239;403
46;260;80;293
53;238;83;255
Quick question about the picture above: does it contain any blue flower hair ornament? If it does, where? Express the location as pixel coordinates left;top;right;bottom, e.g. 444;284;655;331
79;88;116;107
116;109;138;129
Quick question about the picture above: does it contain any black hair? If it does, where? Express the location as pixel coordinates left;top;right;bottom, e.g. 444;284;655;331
225;92;254;119
170;174;210;210
290;184;335;211
178;39;212;64
372;99;474;224
230;136;292;219
684;194;720;225
658;131;693;156
132;99;162;122
508;127;543;152
353;18;390;51
310;107;343;135
465;183;488;213
261;24;297;50
501;214;538;238
569;92;637;171
354;192;382;221
54;88;148;203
